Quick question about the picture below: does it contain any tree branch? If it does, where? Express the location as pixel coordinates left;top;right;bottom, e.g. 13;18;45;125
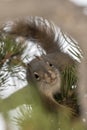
0;86;31;112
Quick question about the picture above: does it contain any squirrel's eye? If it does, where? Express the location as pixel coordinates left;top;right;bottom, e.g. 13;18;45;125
49;63;53;67
34;72;40;80
47;62;53;67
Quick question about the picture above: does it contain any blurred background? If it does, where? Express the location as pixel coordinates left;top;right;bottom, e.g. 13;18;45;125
0;0;87;49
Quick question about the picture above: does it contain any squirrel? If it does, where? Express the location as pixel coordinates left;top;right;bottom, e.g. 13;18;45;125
1;17;76;113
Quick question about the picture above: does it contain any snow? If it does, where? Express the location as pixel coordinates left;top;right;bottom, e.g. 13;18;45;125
70;0;87;6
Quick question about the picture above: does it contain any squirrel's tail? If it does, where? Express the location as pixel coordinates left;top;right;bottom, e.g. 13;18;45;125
2;17;61;54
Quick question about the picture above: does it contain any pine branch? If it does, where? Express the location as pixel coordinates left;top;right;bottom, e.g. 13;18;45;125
0;85;42;113
0;86;31;112
0;36;27;90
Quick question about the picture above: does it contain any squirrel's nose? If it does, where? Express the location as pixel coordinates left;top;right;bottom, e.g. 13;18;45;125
44;70;56;83
48;70;56;79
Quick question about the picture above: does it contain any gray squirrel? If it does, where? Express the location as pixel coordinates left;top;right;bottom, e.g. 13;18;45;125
0;17;77;113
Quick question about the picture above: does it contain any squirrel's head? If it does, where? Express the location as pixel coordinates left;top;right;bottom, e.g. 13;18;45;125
26;55;61;97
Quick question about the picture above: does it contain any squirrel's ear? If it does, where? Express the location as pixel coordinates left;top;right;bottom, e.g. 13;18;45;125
35;56;43;61
27;63;31;69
